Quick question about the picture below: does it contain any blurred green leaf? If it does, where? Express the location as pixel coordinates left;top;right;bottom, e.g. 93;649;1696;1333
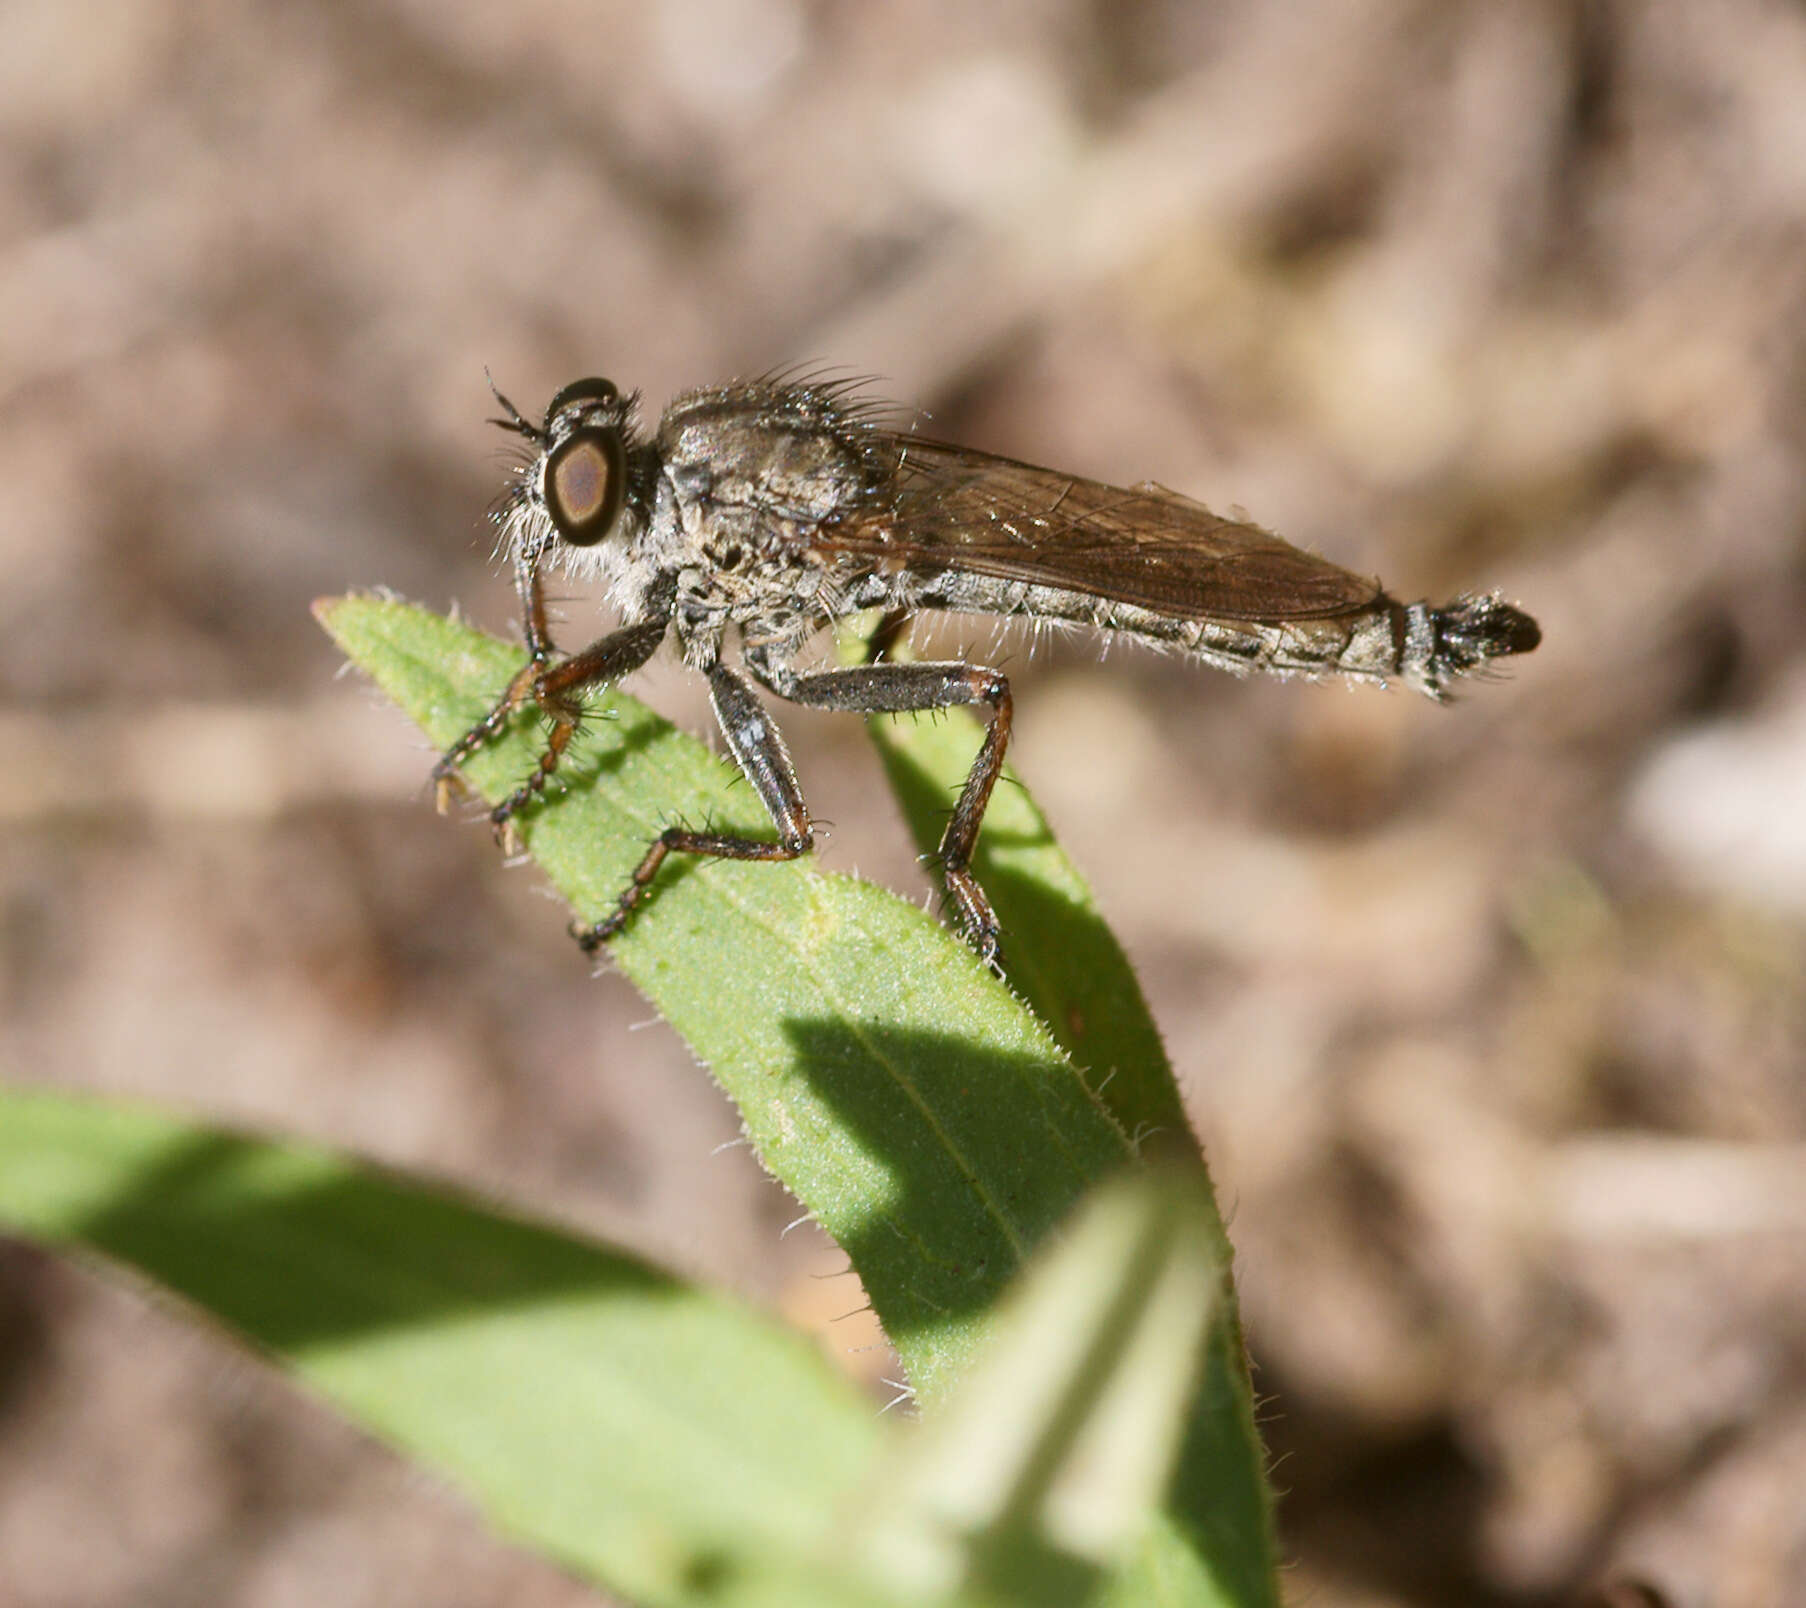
853;1168;1225;1608
0;1087;886;1608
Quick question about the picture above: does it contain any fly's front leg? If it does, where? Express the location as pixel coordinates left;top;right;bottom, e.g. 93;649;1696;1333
577;663;813;952
433;612;670;844
431;652;545;813
432;547;564;811
750;653;1012;961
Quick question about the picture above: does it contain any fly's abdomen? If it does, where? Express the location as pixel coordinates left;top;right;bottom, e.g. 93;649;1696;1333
915;568;1536;699
1145;592;1536;700
1164;593;1538;700
1406;593;1542;698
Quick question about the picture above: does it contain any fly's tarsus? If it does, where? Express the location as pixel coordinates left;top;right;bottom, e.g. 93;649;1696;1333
575;823;814;953
431;654;549;813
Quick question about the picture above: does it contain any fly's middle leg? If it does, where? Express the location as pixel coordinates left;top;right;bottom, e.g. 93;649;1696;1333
577;662;813;952
750;654;1013;962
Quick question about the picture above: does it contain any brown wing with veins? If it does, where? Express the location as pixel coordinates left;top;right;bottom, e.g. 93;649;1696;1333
814;434;1384;622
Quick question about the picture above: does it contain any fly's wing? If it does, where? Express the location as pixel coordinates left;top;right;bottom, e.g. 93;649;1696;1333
813;434;1383;622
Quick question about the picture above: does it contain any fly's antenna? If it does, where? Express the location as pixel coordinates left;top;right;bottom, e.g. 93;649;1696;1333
485;369;544;444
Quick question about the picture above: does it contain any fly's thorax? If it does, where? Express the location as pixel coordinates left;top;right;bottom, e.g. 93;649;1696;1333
657;384;887;536
643;385;887;641
676;537;843;639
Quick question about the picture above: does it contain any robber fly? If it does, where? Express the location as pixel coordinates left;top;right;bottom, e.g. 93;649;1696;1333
434;373;1539;962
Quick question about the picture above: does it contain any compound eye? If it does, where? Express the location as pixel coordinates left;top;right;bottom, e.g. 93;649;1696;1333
544;376;619;432
545;426;626;546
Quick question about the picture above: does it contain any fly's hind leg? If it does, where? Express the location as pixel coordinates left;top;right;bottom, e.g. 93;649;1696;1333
577;662;814;952
747;651;1012;962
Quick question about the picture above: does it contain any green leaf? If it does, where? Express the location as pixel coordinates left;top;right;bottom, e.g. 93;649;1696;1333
0;1087;885;1608
835;617;1185;1151
318;592;1134;1398
313;593;1280;1605
861;697;1188;1148
855;659;1279;1608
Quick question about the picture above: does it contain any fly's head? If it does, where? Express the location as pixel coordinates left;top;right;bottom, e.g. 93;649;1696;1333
489;376;651;586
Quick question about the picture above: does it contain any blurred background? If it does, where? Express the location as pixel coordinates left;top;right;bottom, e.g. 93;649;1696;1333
2;2;1803;1604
